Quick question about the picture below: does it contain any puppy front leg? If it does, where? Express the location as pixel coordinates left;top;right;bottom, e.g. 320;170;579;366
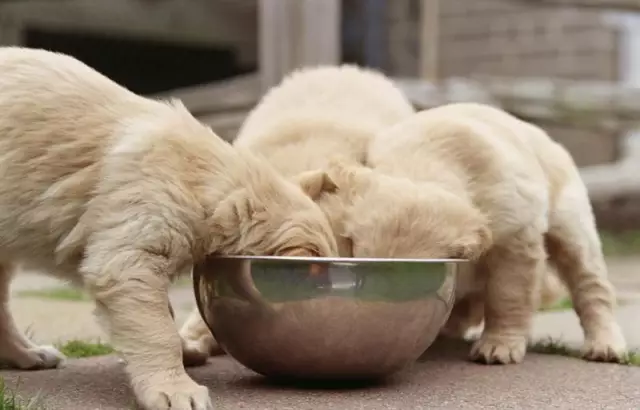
85;252;212;410
470;230;546;364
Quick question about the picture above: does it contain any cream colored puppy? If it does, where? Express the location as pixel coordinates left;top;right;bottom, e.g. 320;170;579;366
441;263;567;341
0;47;338;410
364;102;626;364
179;66;568;362
178;64;416;362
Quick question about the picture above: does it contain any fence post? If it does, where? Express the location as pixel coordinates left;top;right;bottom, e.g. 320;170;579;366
419;0;440;82
258;0;341;93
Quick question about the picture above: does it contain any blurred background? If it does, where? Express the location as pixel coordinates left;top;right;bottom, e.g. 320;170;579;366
1;0;640;234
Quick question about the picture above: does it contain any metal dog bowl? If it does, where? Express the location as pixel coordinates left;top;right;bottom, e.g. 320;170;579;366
193;256;461;380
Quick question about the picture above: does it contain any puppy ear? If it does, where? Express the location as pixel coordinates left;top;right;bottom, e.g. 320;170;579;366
451;222;492;261
294;169;338;200
211;190;255;231
325;157;372;191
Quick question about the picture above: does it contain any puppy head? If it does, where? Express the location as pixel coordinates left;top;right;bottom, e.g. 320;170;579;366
341;174;492;260
210;168;339;257
301;160;377;257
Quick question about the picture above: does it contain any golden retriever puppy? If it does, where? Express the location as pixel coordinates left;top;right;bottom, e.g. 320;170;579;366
178;64;416;363
364;102;626;364
0;47;338;410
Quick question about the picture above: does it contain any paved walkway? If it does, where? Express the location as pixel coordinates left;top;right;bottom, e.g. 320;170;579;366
2;339;639;410
606;257;640;305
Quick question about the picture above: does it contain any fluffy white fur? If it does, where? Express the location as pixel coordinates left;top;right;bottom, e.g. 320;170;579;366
180;66;570;364
0;47;339;410
366;102;627;364
179;64;416;362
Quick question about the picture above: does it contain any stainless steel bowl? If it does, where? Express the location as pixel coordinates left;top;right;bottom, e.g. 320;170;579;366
193;256;462;380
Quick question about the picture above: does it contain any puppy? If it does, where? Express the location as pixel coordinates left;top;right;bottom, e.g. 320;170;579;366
179;66;569;362
0;47;338;410
441;264;567;341
363;102;626;364
178;64;416;362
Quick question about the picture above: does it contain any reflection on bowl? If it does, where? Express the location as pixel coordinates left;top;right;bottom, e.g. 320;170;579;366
193;256;462;380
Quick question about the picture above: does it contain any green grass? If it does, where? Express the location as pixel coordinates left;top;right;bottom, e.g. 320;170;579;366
628;351;640;366
55;340;114;358
17;287;88;302
529;338;640;366
600;230;640;256
529;338;576;357
0;379;45;410
541;296;573;312
0;342;114;409
173;276;192;287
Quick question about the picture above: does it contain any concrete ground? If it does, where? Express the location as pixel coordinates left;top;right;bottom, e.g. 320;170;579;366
3;339;640;410
3;256;640;409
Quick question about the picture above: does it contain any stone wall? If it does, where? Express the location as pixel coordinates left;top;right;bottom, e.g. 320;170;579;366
534;122;621;166
437;0;620;81
384;0;624;168
385;0;621;81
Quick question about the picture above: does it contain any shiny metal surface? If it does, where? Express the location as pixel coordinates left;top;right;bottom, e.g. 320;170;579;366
193;256;462;380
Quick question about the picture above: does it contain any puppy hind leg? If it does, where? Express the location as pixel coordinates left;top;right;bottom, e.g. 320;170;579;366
0;263;65;369
179;307;224;367
546;186;626;362
180;261;263;366
440;293;485;342
470;229;546;365
537;262;567;309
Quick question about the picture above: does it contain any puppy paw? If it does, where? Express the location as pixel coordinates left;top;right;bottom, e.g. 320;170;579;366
29;345;66;369
181;331;225;367
440;322;484;342
581;325;628;363
135;374;212;410
470;334;527;364
463;323;485;342
8;345;66;370
182;338;211;368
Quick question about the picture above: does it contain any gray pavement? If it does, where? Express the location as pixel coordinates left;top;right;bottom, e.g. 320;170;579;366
531;304;640;351
2;338;639;410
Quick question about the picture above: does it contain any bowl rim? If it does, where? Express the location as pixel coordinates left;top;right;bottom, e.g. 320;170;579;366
206;255;468;264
